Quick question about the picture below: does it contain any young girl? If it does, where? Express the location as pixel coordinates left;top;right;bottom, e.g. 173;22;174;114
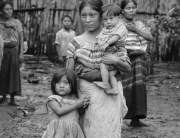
42;69;89;138
95;3;130;95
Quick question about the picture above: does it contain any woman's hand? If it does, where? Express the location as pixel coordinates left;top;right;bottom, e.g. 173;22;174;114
102;53;119;65
102;53;131;73
125;23;137;32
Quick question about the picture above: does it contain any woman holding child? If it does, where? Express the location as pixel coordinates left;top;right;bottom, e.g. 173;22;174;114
120;0;153;127
66;0;131;137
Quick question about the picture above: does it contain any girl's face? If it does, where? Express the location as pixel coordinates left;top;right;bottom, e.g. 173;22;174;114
102;13;119;30
55;75;71;97
80;6;101;32
122;2;137;20
2;4;13;19
62;17;72;30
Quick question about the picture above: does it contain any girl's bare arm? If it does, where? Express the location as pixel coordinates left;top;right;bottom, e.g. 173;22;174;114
48;99;83;116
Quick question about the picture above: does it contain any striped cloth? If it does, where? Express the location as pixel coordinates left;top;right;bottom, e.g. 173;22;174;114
121;55;147;119
67;36;130;70
121;21;149;119
125;21;150;52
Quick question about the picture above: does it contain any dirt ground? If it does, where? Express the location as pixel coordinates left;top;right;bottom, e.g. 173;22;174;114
0;58;180;138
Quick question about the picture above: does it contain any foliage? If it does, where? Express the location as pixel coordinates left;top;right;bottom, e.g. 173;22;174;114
158;2;180;39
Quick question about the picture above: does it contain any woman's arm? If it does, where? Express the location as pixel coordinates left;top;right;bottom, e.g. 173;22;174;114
19;32;24;60
135;27;153;41
66;57;75;71
102;54;131;73
125;23;153;41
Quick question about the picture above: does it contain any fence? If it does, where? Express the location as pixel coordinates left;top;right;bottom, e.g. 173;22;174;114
13;7;179;66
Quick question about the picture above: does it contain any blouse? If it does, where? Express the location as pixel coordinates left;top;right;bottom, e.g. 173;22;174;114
67;36;130;70
0;18;23;43
125;21;150;51
96;21;128;47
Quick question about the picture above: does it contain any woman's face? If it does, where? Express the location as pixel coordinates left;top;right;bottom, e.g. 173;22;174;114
122;2;137;20
80;6;101;32
2;4;13;19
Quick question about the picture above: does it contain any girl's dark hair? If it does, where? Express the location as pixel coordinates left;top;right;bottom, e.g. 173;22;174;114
61;15;73;22
79;0;103;16
0;1;13;12
101;3;122;17
51;69;78;97
120;0;137;10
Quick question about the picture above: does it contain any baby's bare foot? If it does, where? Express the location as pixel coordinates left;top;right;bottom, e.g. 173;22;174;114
93;81;110;89
105;88;119;95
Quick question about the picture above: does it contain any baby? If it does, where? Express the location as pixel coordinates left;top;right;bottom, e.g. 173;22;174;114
95;3;129;95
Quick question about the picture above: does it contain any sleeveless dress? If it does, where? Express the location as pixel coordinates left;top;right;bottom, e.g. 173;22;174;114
42;95;85;138
67;36;128;138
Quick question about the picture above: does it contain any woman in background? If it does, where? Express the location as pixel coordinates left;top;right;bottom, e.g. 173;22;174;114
0;1;24;106
120;0;153;127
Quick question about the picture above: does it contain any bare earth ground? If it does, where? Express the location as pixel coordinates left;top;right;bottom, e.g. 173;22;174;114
0;58;180;138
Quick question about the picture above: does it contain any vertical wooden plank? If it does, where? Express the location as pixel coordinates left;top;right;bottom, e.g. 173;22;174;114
13;0;18;10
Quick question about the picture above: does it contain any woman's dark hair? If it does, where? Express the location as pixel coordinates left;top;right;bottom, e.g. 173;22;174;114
61;15;73;22
0;1;13;12
120;0;137;10
51;69;78;97
79;0;103;16
101;3;122;17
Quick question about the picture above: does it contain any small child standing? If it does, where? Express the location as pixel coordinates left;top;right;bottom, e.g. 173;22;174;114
95;3;130;95
42;69;90;138
55;15;76;68
0;35;3;70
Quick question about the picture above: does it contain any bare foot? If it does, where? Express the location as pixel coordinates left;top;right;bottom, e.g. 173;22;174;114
105;88;119;95
93;81;110;89
9;100;20;106
0;98;8;106
130;119;149;127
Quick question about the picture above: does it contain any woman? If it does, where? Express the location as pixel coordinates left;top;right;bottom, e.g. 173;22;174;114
66;0;131;137
120;0;153;127
0;1;24;106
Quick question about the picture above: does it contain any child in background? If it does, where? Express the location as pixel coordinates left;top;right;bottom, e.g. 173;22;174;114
95;3;130;95
42;69;90;138
0;35;3;70
55;15;76;68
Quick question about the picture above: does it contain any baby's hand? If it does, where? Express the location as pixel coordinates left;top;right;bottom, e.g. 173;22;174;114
100;43;109;52
76;96;90;108
83;96;90;108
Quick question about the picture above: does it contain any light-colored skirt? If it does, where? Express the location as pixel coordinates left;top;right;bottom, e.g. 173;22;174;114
78;79;128;138
42;119;85;138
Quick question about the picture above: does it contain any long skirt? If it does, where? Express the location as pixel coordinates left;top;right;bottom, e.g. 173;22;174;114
0;42;21;96
121;55;147;119
78;79;128;138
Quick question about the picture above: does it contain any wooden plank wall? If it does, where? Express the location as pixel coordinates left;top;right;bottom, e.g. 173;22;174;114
3;0;179;62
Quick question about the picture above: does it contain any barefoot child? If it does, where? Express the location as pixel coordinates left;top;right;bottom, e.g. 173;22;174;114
55;15;76;68
95;3;130;95
42;69;90;138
